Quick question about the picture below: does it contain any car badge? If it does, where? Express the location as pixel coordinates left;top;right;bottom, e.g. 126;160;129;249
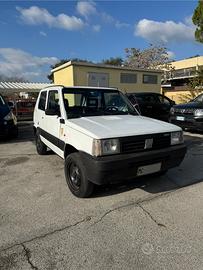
145;138;153;149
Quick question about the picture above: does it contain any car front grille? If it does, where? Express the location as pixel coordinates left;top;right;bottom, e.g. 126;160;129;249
173;108;194;115
121;133;171;154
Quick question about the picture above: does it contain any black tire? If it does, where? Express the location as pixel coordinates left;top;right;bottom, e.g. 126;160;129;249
36;130;47;155
64;152;94;198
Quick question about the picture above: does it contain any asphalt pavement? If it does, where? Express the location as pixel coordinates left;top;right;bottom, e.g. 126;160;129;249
0;122;203;270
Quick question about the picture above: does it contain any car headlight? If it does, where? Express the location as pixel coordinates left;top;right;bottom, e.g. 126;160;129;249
194;109;203;117
4;111;14;121
92;138;120;156
171;131;184;145
170;107;175;115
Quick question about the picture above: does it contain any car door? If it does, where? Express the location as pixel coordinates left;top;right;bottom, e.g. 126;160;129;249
35;90;47;132
43;89;64;157
156;94;172;121
140;94;158;118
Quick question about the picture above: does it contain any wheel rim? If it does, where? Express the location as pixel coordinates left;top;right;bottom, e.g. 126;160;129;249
69;163;81;190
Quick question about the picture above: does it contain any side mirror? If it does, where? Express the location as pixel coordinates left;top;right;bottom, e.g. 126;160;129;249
45;107;60;116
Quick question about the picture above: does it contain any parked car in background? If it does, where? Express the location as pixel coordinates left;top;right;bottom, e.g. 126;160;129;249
126;92;175;121
170;93;203;131
8;99;36;121
0;94;18;138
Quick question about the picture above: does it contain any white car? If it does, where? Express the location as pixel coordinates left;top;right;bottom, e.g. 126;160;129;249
33;86;186;197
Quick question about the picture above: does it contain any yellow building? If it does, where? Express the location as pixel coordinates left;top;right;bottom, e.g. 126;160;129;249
52;61;162;94
162;56;203;104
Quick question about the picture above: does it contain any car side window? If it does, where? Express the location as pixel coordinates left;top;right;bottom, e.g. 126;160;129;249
38;91;47;111
143;94;158;103
47;90;60;112
157;95;171;105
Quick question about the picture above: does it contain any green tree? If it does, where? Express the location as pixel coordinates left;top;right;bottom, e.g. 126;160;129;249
102;57;124;66
192;0;203;43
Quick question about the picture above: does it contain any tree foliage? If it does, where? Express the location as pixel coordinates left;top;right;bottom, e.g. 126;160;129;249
192;0;203;43
102;57;123;66
124;44;173;70
189;69;203;90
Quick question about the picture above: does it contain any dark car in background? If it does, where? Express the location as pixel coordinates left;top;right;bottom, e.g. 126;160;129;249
126;92;175;121
170;93;203;131
0;94;18;138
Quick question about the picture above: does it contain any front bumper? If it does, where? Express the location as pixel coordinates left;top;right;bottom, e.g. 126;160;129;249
80;144;187;185
170;115;203;131
0;120;18;138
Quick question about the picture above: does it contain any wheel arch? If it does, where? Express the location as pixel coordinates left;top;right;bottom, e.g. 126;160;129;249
64;144;78;159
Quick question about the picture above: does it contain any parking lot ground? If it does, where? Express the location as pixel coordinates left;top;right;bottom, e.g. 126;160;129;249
0;122;203;270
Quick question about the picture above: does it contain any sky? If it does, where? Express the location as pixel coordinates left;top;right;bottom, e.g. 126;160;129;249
0;0;202;82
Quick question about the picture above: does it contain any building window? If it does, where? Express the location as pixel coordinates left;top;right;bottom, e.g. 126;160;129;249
120;73;137;83
88;72;109;87
143;74;158;84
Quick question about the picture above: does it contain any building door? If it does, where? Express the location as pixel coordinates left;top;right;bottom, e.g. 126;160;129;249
88;72;109;87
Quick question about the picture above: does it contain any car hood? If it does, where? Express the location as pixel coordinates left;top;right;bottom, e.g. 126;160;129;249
0;105;10;122
68;115;181;139
173;102;203;109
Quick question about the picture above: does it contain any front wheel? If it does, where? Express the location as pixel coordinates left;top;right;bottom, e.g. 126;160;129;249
36;130;47;155
65;153;94;198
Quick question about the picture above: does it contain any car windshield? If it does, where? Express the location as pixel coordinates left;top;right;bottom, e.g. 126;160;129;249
0;95;6;106
193;94;203;103
62;88;139;119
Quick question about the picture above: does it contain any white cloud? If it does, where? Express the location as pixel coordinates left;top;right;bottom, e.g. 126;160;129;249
40;31;47;37
101;12;129;29
167;51;175;60
92;24;101;32
135;18;195;43
0;48;58;81
16;6;85;31
76;1;96;19
76;1;129;29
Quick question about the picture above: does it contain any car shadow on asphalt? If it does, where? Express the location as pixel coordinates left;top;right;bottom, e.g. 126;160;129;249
92;174;203;198
92;175;179;198
0;121;35;145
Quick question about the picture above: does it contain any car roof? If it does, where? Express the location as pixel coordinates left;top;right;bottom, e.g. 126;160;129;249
128;92;161;96
41;85;118;91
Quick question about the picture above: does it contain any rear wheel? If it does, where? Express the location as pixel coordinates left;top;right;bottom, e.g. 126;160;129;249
65;152;94;198
36;130;47;155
